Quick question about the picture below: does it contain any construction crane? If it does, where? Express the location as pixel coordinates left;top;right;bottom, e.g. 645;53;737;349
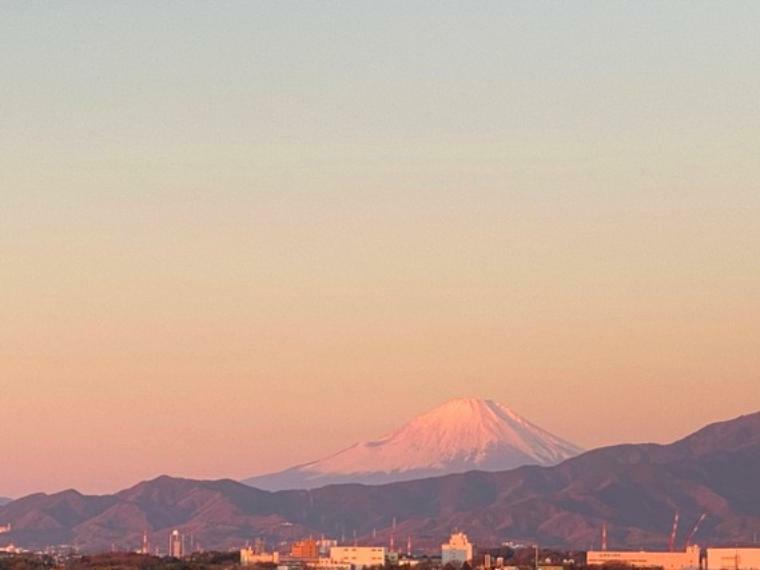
669;511;680;552
684;513;707;547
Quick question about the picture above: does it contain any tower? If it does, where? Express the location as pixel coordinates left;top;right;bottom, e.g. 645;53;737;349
169;529;183;558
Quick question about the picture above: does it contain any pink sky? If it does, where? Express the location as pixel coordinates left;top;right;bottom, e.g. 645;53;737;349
3;3;760;499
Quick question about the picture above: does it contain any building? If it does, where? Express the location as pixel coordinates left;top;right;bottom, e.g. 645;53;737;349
318;539;339;558
278;564;308;570
329;546;386;569
442;532;474;566
587;546;700;570
241;547;280;566
292;538;320;559
169;529;184;558
314;559;351;570
706;548;760;570
139;530;150;555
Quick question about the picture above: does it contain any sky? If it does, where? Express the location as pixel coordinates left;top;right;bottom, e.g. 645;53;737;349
2;1;759;499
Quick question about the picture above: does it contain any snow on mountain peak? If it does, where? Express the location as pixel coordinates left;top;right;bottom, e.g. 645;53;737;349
321;397;582;471
244;397;583;491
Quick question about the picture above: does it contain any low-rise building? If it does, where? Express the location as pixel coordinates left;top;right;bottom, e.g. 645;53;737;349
318;539;338;558
442;532;474;566
292;539;320;560
707;548;760;570
587;546;700;570
329;546;386;569
314;558;351;570
241;548;280;566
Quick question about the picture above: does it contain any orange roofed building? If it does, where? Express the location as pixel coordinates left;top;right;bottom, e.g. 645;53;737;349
291;538;319;559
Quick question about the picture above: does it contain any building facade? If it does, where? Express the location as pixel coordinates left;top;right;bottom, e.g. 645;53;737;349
329;546;386;569
318;539;339;558
241;548;280;566
292;538;320;559
442;532;474;566
587;546;701;570
707;548;760;570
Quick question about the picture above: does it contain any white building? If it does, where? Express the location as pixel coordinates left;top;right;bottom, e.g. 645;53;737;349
329;546;386;569
241;547;280;566
707;548;760;570
0;544;24;554
318;539;339;557
587;546;700;570
169;529;184;558
442;532;473;566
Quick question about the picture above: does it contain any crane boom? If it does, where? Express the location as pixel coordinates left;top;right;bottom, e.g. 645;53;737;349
685;513;707;547
669;511;680;552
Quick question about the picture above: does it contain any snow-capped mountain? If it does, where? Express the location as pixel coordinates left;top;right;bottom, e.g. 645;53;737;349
243;397;583;491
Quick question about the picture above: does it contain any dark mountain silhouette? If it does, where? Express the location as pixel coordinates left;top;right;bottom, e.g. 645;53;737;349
0;498;11;506
1;411;758;553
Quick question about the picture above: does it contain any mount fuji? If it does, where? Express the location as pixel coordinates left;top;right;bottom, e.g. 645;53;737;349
243;397;583;491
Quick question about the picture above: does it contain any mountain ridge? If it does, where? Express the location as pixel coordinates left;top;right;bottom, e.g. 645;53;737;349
1;410;758;553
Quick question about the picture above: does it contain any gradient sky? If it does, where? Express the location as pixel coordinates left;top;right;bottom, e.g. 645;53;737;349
2;1;759;499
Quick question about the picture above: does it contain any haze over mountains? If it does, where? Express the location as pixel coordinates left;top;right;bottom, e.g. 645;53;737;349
1;411;758;553
0;498;11;507
244;398;583;490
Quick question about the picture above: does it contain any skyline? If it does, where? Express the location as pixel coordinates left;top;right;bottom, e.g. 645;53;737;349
3;2;760;498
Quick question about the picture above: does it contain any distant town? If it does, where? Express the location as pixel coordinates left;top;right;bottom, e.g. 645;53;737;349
2;526;760;570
